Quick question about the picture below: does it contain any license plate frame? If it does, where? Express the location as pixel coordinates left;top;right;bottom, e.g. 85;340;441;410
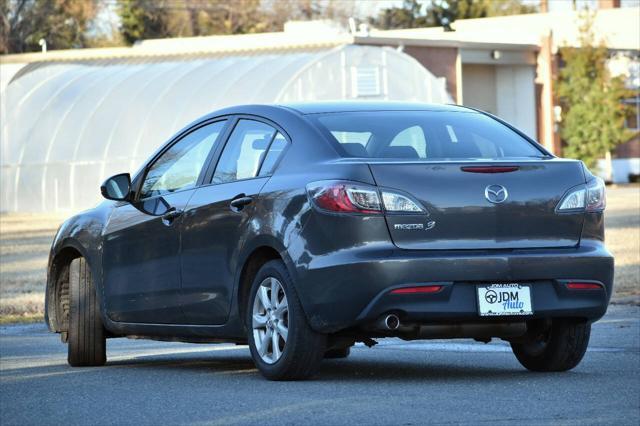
476;283;533;317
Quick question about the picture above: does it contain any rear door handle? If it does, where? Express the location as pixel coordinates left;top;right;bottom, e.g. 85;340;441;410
230;195;253;211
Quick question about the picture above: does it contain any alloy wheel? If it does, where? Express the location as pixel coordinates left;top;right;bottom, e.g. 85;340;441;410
252;277;289;364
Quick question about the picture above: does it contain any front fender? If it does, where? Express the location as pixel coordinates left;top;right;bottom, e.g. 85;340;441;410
45;203;113;332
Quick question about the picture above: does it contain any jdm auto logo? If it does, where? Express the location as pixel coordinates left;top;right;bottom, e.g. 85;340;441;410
485;184;508;204
484;290;498;303
484;287;525;310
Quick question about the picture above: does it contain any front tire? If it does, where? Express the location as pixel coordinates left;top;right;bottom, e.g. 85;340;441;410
247;260;326;380
68;257;106;367
511;319;590;372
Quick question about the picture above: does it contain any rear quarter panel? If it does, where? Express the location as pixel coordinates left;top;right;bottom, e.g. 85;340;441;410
233;108;381;326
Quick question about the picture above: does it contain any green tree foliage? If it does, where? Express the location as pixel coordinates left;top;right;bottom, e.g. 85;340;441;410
370;0;537;30
556;13;633;167
428;0;537;27
117;0;354;45
1;0;98;54
370;0;429;30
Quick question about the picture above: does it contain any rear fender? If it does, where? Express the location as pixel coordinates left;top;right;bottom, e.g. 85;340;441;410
233;235;299;322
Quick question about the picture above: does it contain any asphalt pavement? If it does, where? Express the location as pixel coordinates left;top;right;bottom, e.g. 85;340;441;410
1;305;639;426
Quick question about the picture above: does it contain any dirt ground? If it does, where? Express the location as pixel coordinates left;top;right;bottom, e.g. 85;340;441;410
603;185;640;303
1;186;638;322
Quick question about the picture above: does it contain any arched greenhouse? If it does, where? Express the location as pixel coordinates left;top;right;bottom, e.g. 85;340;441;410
1;44;451;213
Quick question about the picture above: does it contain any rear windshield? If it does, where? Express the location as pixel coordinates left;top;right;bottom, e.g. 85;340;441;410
313;111;545;160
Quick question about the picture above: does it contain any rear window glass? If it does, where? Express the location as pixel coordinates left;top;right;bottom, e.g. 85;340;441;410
314;111;544;160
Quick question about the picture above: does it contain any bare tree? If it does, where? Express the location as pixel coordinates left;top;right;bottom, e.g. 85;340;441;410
1;0;99;54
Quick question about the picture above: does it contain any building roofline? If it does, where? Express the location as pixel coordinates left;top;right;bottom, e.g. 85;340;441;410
353;35;539;51
0;40;346;64
1;29;540;65
374;7;639;52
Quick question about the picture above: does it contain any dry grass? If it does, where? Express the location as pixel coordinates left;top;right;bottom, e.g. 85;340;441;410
1;186;639;322
0;213;66;322
604;186;640;303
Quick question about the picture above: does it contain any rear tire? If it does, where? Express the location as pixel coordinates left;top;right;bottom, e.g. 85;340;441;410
325;346;351;359
511;319;590;372
68;257;106;367
247;260;326;380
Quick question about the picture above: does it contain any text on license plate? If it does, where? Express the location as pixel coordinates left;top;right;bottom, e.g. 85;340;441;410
477;284;533;317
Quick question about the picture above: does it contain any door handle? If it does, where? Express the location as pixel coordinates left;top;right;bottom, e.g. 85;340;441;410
230;195;253;211
162;208;183;223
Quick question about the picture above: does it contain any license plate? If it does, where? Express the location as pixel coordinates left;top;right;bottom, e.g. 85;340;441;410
477;283;533;317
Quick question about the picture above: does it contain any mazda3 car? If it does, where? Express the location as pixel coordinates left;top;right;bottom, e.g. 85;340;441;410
45;102;614;380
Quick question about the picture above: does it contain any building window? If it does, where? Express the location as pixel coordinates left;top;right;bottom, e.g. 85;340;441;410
351;66;381;97
624;97;640;131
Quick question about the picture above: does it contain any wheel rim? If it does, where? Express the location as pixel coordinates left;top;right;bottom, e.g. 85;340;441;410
252;277;289;364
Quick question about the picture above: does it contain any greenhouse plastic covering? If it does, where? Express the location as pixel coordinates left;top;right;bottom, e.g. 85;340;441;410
1;44;451;212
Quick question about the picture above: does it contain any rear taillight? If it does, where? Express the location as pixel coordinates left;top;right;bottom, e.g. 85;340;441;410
381;190;424;213
307;181;382;214
585;177;606;211
556;177;606;213
307;181;425;214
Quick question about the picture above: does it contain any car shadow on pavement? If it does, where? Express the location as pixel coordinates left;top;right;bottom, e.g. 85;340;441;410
107;353;258;374
2;351;599;385
318;359;540;382
100;352;594;383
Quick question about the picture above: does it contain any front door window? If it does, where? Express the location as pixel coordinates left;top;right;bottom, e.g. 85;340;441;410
140;121;226;199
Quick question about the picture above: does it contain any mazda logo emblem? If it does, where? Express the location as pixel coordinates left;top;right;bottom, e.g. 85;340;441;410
485;184;508;204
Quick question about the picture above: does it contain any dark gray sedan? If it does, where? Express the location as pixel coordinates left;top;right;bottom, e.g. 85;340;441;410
45;102;614;380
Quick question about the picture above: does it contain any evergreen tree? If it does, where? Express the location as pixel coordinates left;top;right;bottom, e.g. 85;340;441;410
556;13;633;168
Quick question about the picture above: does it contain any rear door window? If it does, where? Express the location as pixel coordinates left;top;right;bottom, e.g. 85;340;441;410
212;119;276;184
258;132;288;176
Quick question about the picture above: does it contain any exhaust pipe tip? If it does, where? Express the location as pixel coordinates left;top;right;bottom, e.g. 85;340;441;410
384;314;400;330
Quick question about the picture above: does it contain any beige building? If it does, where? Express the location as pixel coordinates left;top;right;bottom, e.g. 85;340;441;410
361;4;639;182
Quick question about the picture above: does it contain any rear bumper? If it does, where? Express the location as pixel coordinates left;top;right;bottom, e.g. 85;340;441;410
293;240;614;333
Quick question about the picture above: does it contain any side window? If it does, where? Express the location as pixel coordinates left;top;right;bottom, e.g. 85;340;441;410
212;119;276;184
258;132;288;176
139;121;225;199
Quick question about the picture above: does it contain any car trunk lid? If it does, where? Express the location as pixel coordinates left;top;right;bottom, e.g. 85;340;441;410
370;160;585;250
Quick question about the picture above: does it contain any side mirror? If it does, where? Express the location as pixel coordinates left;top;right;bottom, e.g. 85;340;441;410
101;173;131;201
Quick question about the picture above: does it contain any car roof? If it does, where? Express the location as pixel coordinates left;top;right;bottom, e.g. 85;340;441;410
277;101;470;115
